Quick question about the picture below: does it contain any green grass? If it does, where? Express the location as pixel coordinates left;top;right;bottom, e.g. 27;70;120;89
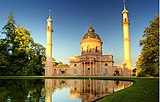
0;76;159;102
97;77;159;102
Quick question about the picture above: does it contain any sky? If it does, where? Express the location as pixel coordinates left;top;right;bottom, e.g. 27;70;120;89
0;0;158;67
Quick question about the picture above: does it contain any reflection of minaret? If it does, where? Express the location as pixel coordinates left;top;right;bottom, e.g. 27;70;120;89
45;79;53;102
45;10;53;76
122;1;132;76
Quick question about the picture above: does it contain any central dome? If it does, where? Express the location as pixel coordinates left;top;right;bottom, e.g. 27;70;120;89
80;24;103;55
83;26;101;41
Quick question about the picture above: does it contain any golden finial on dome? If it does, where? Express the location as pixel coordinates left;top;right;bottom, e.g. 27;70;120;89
90;20;92;27
88;19;95;32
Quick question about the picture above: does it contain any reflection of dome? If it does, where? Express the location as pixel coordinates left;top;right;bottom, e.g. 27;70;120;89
82;26;101;41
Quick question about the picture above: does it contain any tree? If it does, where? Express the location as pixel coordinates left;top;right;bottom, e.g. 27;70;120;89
57;61;63;66
52;58;58;66
136;16;159;77
0;11;45;76
0;11;17;75
56;61;68;66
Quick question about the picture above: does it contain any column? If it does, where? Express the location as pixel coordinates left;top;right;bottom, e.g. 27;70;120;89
90;79;92;98
90;60;91;75
96;80;98;94
93;61;95;75
100;62;101;75
84;80;86;93
96;62;97;75
84;62;85;75
82;62;84;75
93;80;95;96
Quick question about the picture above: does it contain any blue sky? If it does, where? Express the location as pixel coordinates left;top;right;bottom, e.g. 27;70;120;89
0;0;158;67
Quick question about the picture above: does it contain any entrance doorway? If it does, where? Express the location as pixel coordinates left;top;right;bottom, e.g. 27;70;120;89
88;68;90;75
74;68;77;75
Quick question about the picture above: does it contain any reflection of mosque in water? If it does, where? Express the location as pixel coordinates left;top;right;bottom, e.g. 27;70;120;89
44;79;132;102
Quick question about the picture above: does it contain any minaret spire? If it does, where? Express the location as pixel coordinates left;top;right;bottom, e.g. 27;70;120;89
123;0;126;10
49;10;51;18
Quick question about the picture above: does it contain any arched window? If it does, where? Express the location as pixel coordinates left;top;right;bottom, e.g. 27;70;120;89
89;45;91;52
88;68;90;75
87;45;89;52
81;47;83;53
125;18;127;22
96;46;98;52
87;45;91;52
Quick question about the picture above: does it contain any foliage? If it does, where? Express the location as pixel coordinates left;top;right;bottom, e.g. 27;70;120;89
136;16;159;77
0;11;45;76
0;79;44;101
56;61;68;66
52;58;58;66
52;59;68;66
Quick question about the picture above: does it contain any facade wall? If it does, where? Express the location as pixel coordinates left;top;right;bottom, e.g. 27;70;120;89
69;54;116;76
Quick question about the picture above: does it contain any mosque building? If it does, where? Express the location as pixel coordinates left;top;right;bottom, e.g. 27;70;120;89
69;23;115;76
45;1;132;76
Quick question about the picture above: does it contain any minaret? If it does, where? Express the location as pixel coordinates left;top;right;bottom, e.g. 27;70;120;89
122;1;132;76
45;10;53;76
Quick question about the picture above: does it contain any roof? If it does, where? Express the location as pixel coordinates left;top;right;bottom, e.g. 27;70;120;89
82;26;101;41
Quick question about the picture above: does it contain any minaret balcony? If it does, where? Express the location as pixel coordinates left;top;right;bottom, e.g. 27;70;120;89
46;29;53;32
122;22;130;25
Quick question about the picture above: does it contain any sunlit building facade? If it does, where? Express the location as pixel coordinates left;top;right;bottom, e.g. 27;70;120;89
70;23;115;76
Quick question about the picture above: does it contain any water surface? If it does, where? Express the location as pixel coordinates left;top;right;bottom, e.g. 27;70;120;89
0;79;132;102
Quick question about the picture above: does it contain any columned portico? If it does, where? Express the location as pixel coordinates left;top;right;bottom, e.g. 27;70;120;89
81;59;96;76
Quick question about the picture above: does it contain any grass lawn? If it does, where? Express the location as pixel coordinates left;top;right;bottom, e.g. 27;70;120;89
0;76;159;102
96;77;159;102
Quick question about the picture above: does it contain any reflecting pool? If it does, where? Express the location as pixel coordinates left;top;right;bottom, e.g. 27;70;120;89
0;79;132;102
